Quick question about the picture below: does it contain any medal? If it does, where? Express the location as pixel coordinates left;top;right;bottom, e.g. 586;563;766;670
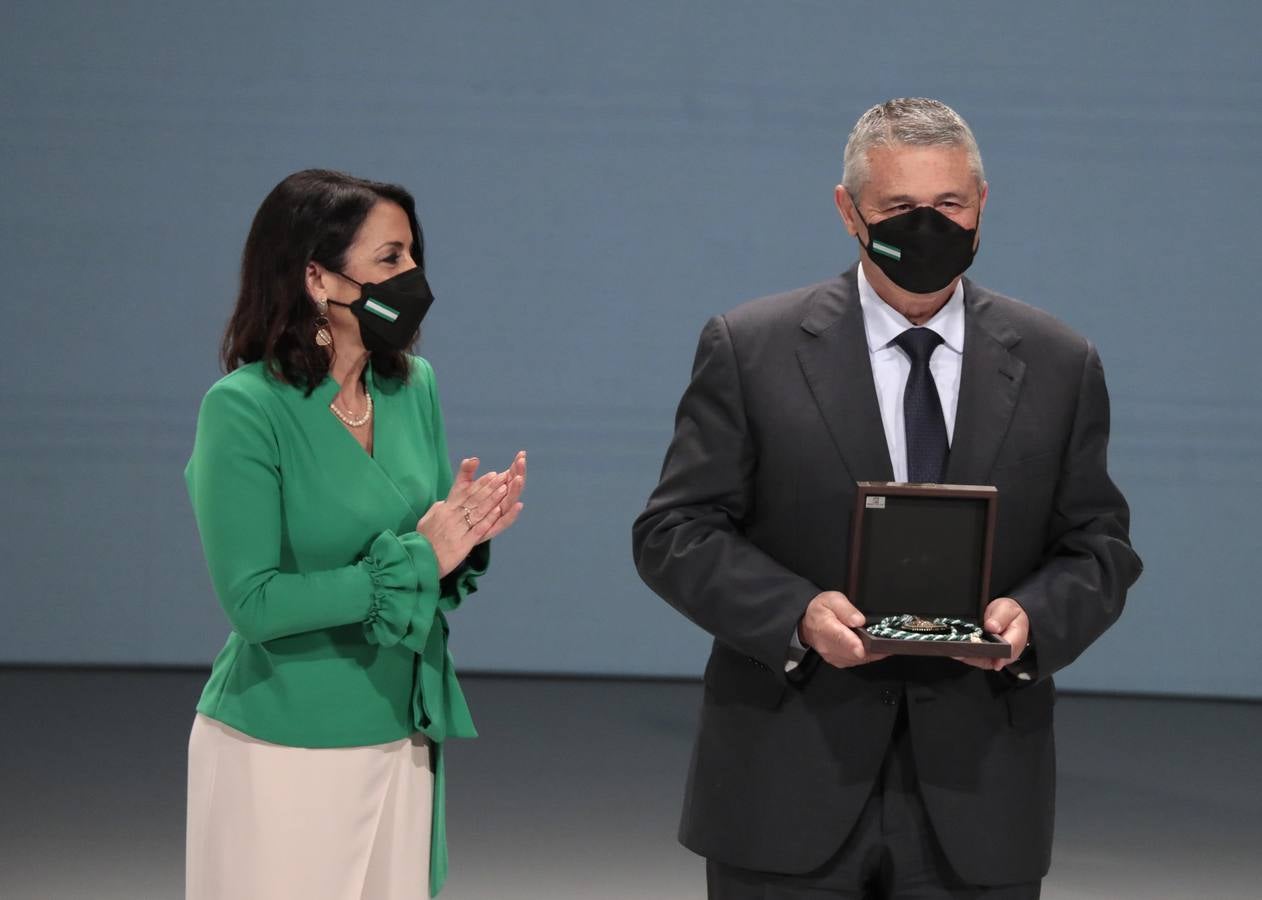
900;616;951;634
867;615;984;643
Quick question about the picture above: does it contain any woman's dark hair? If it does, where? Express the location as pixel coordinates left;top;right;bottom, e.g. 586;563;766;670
221;169;425;390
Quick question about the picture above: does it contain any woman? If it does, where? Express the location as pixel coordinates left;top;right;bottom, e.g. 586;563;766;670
184;169;525;899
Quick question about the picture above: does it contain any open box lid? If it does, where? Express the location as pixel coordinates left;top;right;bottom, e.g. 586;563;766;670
847;482;997;624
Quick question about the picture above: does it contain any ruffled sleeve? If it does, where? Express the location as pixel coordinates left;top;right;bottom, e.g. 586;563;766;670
358;526;478;743
438;541;490;613
361;529;443;650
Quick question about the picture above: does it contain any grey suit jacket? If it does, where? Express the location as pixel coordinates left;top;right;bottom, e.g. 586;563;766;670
632;265;1142;884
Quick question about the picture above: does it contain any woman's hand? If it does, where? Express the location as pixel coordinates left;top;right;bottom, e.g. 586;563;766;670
417;458;509;577
483;451;526;542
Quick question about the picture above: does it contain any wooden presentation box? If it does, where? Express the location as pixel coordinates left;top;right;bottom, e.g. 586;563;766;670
848;482;1010;659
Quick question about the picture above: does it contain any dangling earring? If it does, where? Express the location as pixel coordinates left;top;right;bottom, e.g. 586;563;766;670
314;297;333;347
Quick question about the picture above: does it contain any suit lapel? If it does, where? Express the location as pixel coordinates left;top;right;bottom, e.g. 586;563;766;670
945;283;1025;484
796;270;895;482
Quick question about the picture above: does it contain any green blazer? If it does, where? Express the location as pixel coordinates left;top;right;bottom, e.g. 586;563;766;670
185;355;486;896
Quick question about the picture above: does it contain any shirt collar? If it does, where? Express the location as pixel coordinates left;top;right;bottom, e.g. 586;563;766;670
857;262;965;355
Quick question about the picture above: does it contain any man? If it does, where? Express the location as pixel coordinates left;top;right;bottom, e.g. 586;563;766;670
632;98;1141;898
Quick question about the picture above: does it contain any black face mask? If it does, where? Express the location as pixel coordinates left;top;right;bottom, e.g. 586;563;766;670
327;266;434;353
852;199;979;295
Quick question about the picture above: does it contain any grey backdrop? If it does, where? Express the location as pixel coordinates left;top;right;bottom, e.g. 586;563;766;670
2;1;1259;698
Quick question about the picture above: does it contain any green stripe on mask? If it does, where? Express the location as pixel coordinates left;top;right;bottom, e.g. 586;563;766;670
871;240;902;261
364;298;400;322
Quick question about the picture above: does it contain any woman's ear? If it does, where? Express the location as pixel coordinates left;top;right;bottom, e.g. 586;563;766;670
305;261;328;304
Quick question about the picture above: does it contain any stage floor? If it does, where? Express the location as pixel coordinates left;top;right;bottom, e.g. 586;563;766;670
0;669;1258;899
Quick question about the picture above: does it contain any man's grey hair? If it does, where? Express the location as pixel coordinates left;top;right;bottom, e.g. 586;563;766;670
842;98;985;199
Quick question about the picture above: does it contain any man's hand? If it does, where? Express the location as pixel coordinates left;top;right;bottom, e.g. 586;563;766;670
952;596;1029;671
798;591;888;669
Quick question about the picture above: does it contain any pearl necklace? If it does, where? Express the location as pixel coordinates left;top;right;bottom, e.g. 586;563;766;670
330;391;373;428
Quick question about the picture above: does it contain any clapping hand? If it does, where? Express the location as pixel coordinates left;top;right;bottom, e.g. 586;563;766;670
482;451;526;541
417;452;526;577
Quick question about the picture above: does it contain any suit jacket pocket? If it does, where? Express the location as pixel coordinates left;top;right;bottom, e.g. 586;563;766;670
1006;678;1055;730
992;450;1061;482
704;642;786;710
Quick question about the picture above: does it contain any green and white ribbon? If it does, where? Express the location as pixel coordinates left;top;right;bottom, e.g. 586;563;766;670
870;240;902;261
364;297;400;322
868;615;983;643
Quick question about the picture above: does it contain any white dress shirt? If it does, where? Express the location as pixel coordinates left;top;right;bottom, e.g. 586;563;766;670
857;263;965;480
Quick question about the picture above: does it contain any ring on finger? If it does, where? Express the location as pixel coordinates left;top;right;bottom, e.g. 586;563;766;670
461;506;475;529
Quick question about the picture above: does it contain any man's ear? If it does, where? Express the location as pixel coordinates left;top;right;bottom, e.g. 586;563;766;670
835;185;862;239
973;181;989;249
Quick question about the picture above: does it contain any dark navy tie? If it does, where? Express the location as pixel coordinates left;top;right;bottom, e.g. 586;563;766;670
893;328;948;483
